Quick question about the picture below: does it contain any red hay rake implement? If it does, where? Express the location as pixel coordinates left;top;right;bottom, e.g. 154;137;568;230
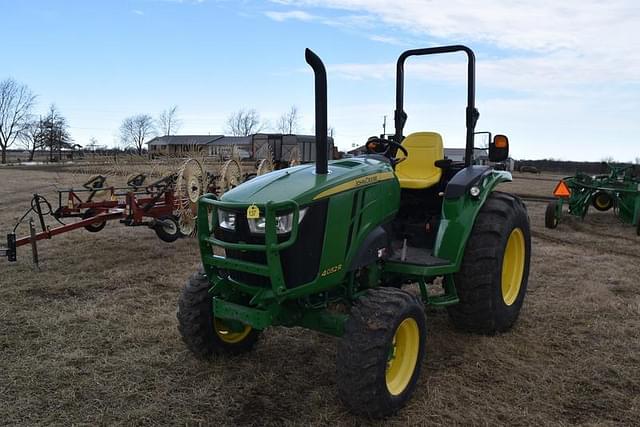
1;153;293;265
1;170;201;265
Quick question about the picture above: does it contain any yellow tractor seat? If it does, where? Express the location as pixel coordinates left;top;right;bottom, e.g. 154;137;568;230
395;132;444;190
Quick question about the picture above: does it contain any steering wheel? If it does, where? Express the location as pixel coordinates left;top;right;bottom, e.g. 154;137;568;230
365;137;408;165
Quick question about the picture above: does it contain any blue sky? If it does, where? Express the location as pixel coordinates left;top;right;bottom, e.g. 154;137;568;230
1;0;639;161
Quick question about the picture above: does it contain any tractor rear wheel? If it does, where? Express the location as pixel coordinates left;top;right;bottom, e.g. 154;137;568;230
336;287;426;418
592;191;613;211
177;270;260;357
447;192;530;334
545;201;558;229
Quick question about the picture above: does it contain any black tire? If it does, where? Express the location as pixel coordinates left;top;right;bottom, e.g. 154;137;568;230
337;287;426;418
177;270;260;357
82;208;107;233
545;200;559;229
447;191;531;335
154;216;181;242
592;191;613;211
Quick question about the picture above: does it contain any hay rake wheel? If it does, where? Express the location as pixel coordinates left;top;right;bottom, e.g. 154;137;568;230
288;145;301;167
255;143;274;176
257;158;274;176
175;158;205;236
218;159;242;194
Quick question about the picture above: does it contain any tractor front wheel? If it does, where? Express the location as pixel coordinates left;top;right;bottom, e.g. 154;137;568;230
447;192;531;334
177;270;260;357
336;287;426;418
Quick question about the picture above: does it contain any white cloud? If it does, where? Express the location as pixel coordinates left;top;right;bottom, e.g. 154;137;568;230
367;34;403;45
327;52;640;95
264;10;317;22
271;0;640;81
132;9;145;16
259;1;640;160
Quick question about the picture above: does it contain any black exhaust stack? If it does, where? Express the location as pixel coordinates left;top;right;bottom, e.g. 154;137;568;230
305;48;328;175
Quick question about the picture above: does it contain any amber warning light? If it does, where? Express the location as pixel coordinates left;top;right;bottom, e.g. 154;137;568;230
553;181;571;198
494;135;508;148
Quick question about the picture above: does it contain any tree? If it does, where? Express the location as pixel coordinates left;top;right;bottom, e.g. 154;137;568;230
120;114;156;155
38;105;72;161
158;105;182;136
0;78;36;163
600;156;615;163
226;109;264;136
19;117;45;161
276;105;300;134
87;137;99;150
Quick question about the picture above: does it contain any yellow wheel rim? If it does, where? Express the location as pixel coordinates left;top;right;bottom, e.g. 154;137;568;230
595;195;609;209
385;318;420;396
213;318;252;344
501;228;525;306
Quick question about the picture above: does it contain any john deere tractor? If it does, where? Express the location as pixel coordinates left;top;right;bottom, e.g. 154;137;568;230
177;45;531;417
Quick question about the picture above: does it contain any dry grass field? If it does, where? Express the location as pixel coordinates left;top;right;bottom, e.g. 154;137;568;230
1;167;639;426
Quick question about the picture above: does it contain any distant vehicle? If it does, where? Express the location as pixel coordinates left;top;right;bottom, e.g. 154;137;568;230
519;165;540;174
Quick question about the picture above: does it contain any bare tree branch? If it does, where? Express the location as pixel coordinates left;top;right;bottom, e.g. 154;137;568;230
120;114;156;155
276;105;300;134
225;109;264;136
0;78;36;163
158;105;182;136
19;117;46;161
39;104;72;161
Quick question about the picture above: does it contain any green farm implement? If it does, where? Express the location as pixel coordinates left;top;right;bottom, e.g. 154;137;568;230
545;164;640;235
177;46;531;417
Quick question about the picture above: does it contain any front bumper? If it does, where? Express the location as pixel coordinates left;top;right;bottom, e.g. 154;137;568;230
197;194;302;298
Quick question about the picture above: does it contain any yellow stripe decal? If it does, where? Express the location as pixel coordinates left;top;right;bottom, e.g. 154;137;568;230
313;171;396;200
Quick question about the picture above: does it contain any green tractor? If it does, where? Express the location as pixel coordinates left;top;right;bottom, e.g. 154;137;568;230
177;45;531;417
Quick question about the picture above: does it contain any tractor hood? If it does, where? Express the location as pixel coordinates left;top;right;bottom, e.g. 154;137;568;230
221;157;397;206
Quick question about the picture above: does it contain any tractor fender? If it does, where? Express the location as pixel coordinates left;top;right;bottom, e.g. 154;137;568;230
444;166;492;199
434;168;513;269
347;225;389;272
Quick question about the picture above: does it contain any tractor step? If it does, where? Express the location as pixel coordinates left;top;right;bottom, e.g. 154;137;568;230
383;258;456;276
388;243;449;266
384;245;455;277
427;293;459;306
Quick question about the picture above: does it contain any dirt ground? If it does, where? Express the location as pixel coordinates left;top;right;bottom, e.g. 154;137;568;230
1;168;639;426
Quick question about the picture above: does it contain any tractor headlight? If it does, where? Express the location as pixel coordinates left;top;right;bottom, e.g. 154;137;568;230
469;186;481;198
217;209;237;230
248;208;307;234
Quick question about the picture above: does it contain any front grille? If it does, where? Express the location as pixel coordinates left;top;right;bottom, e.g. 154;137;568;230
214;200;328;289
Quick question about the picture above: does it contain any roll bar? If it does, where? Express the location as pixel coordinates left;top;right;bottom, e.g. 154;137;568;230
305;48;328;175
394;45;478;167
